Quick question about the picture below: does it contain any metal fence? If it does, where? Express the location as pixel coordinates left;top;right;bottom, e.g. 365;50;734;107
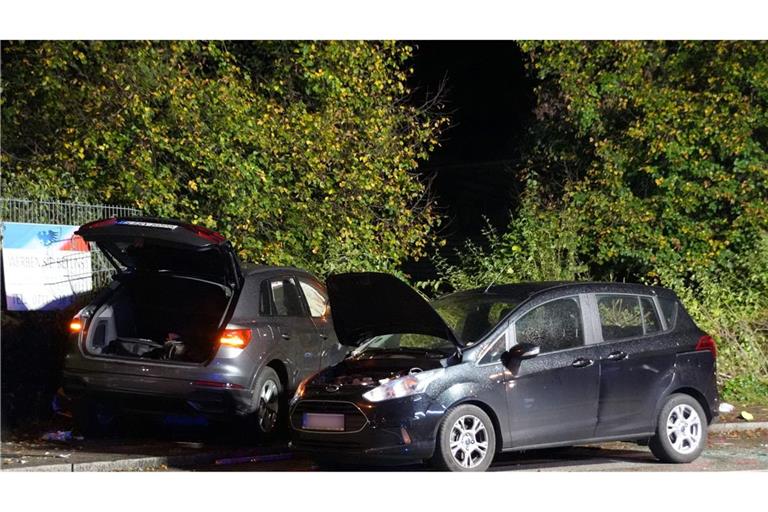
0;197;142;289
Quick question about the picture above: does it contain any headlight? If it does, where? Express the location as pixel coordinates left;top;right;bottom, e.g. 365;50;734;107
292;373;315;403
362;369;441;402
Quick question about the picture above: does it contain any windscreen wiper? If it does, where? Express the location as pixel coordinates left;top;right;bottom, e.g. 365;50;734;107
362;347;451;357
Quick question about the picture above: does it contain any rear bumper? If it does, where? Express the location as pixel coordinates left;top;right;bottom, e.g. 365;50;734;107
289;394;443;463
62;369;255;417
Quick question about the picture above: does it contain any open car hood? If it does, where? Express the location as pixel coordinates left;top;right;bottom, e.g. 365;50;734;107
76;217;242;290
326;272;460;347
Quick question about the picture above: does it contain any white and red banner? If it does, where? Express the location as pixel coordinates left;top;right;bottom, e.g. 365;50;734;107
1;222;92;311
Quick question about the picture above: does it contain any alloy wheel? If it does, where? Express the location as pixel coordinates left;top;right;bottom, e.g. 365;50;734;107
449;414;489;469
666;404;702;454
257;379;280;433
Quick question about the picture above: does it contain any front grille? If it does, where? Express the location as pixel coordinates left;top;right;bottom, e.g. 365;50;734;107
291;400;368;433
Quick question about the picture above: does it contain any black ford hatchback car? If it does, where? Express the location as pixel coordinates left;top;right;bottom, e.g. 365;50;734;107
290;273;718;471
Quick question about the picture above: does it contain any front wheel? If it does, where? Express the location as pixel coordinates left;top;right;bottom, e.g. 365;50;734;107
649;393;707;463
432;404;496;472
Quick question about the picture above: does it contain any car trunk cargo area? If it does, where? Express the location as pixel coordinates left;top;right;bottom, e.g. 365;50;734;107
85;275;231;364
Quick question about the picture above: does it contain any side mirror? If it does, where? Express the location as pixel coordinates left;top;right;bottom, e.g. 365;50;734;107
505;342;540;360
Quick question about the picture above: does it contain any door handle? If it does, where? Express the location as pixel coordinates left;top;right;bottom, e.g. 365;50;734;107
606;351;627;361
571;357;594;368
281;333;292;340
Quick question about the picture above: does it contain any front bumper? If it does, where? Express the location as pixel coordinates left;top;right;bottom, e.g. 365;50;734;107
289;392;444;463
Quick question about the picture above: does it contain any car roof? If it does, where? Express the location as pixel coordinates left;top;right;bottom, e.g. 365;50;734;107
443;281;676;302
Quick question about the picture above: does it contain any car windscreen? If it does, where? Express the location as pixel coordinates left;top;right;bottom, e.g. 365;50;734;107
432;294;521;345
356;293;522;356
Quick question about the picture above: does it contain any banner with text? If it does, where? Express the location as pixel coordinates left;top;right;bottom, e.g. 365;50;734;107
1;222;92;311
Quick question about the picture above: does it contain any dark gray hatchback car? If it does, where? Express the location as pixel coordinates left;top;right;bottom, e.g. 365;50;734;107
62;217;345;435
290;273;719;471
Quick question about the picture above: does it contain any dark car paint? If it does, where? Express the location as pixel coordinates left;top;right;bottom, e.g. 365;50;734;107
290;277;719;463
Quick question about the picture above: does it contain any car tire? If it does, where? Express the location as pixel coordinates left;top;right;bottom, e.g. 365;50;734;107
432;404;496;472
649;393;708;463
246;367;285;439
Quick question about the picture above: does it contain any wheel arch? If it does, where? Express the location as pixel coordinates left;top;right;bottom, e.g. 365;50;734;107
266;359;290;391
663;387;713;423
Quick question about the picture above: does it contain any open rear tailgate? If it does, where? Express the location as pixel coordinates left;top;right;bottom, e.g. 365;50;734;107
76;217;242;290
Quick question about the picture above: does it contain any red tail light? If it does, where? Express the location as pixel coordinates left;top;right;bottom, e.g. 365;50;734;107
696;335;717;358
219;328;252;349
78;217;118;231
185;223;226;243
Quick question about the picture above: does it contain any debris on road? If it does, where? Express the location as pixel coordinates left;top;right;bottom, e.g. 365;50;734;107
719;402;735;413
41;430;84;442
44;451;72;458
740;411;755;422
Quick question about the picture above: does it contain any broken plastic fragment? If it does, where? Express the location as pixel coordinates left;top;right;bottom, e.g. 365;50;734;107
718;402;735;413
739;411;754;422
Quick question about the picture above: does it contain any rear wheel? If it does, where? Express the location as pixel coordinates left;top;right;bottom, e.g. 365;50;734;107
244;367;285;439
432;404;496;472
649;393;707;463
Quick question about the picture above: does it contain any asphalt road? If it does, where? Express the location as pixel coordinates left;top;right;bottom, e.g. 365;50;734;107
185;430;768;472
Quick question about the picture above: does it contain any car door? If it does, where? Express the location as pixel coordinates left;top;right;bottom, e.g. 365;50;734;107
591;293;676;438
296;277;345;368
504;295;601;448
262;275;323;378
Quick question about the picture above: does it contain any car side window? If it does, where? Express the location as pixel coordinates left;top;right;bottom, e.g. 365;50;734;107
515;297;584;353
478;333;507;365
597;294;660;341
639;297;661;334
260;277;305;317
298;279;328;318
658;297;678;331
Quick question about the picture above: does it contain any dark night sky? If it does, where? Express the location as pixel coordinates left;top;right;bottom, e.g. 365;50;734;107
409;41;535;165
405;41;536;277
